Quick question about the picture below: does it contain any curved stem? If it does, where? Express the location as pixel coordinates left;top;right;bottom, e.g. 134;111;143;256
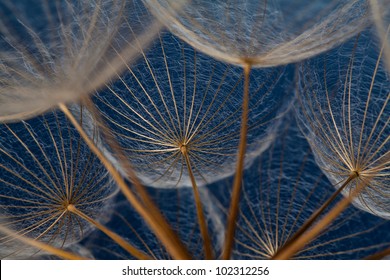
182;149;214;259
222;63;251;260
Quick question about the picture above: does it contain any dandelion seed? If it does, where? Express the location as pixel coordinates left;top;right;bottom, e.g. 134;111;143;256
142;0;370;258
94;32;290;188
92;31;290;258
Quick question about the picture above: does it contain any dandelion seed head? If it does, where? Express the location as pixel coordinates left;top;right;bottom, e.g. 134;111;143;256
144;0;370;67
94;32;292;188
0;0;160;122
0;108;118;258
297;29;390;219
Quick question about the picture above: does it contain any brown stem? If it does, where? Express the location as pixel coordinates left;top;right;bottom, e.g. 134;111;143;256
67;204;151;260
365;247;390;260
182;147;214;259
272;175;369;260
222;63;251;260
59;103;191;259
273;173;358;259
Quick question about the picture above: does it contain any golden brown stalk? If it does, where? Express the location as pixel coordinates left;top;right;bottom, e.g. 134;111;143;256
182;146;214;259
365;247;390;260
222;63;251;260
